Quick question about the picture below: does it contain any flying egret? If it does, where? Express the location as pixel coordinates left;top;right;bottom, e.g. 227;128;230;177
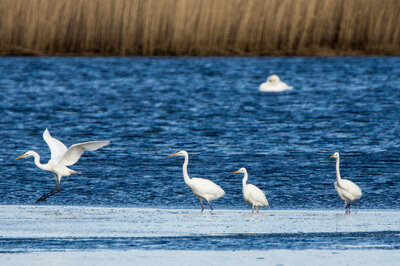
16;128;110;203
259;74;293;92
233;167;269;213
168;150;225;211
330;152;362;213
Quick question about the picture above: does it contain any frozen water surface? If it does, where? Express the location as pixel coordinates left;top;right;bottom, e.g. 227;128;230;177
0;205;399;265
0;206;399;251
2;250;400;266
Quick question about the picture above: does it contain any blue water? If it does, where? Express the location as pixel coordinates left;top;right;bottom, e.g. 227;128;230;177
1;57;400;210
3;232;399;251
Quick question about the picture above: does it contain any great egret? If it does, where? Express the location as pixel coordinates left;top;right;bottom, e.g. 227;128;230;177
168;150;225;211
330;152;362;213
233;167;269;213
259;74;293;92
16;128;110;203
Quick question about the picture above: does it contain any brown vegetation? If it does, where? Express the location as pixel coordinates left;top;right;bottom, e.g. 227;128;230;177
0;0;399;56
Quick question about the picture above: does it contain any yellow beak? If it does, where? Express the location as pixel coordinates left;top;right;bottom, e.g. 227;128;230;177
168;153;179;157
329;155;334;158
233;170;240;174
16;154;28;160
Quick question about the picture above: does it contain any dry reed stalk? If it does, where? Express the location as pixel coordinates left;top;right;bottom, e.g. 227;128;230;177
0;0;399;56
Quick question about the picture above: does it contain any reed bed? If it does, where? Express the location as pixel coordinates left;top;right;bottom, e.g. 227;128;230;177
0;0;399;56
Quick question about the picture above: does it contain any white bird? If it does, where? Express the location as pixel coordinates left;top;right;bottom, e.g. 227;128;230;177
16;128;110;203
168;150;225;211
259;74;293;92
330;152;362;213
233;167;269;213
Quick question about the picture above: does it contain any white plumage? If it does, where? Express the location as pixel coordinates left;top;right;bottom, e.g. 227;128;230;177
259;74;293;92
233;167;269;213
168;150;225;211
16;128;110;203
330;152;362;213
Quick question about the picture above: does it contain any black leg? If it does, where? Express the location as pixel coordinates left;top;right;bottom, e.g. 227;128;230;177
54;174;61;192
207;200;213;210
345;203;351;214
200;199;204;212
35;190;60;204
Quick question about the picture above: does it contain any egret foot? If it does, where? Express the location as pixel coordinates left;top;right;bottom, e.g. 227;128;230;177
35;190;60;204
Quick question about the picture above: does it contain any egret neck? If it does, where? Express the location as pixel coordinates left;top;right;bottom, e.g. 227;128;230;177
31;151;52;172
182;153;192;186
335;155;343;185
242;169;248;189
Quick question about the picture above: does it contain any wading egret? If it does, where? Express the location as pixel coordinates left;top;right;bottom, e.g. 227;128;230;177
233;167;269;213
259;74;293;92
168;150;225;211
330;152;362;213
16;128;110;203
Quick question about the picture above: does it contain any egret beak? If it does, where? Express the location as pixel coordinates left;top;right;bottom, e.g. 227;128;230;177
233;170;240;174
16;154;28;160
168;153;179;157
329;154;334;158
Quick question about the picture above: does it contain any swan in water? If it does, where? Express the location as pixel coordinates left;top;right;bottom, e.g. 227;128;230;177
259;74;293;92
16;128;110;203
168;150;225;211
330;152;362;213
233;167;269;213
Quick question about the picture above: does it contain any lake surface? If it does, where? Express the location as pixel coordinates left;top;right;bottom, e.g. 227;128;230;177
1;57;399;209
0;57;399;261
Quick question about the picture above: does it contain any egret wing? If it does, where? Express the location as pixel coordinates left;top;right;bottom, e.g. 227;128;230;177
43;128;68;161
247;184;269;206
191;178;225;199
339;179;362;199
59;141;110;166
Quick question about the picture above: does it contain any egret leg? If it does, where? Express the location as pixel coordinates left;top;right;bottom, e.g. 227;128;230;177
256;207;259;213
35;190;60;204
200;199;204;212
53;174;61;192
355;201;358;207
345;202;351;214
252;206;254;213
207;200;213;211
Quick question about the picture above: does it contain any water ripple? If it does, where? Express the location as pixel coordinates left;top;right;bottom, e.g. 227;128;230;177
0;57;399;209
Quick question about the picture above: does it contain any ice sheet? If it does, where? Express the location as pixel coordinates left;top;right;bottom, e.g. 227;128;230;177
0;205;399;253
2;249;400;266
0;205;398;238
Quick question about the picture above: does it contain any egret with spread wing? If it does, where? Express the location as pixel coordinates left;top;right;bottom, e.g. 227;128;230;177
330;152;362;213
16;128;110;203
233;167;269;213
168;150;225;211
